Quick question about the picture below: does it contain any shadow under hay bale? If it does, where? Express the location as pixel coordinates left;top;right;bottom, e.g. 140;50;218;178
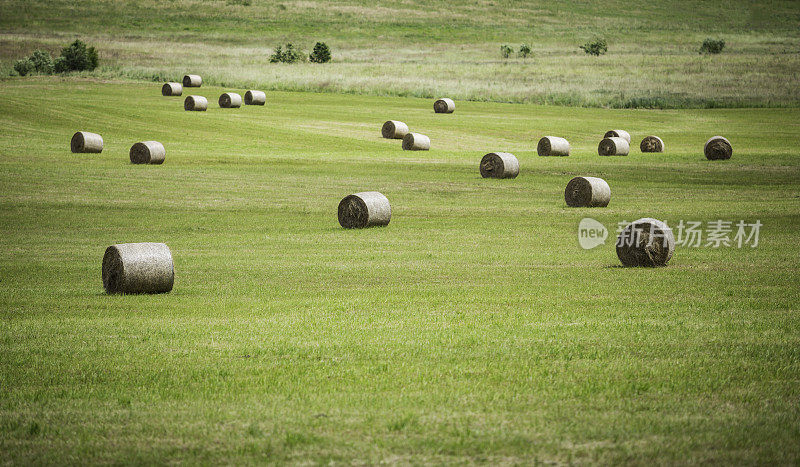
480;152;519;179
338;192;391;229
244;90;266;105
598;137;630;156
71;131;103;153
537;136;570;157
130;141;165;165
704;136;732;160
616;218;675;267
604;129;631;143
184;95;208;111
161;82;183;96
219;92;242;108
183;74;202;87
402;132;430;151
565;176;610;207
434;98;455;113
102;242;174;294
640;136;664;153
382;120;409;139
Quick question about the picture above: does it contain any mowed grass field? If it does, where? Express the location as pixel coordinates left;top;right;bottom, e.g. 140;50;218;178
1;78;800;463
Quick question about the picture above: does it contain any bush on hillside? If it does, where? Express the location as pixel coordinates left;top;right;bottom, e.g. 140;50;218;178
270;43;304;63
500;45;513;59
518;43;531;58
700;38;725;54
580;38;608;56
309;42;331;63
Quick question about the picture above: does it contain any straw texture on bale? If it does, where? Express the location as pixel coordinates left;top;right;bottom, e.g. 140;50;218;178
130;141;166;165
381;120;410;139
640;135;665;153
102;242;174;294
704;136;732;160
338;192;391;229
219;92;242;108
71;131;103;153
183;74;202;87
433;98;455;113
598;137;630;156
402;132;430;151
184;95;208;111
565;176;610;207
604;129;631;143
244;90;266;105
616;218;675;267
480;152;519;179
537;136;570;157
161;82;183;96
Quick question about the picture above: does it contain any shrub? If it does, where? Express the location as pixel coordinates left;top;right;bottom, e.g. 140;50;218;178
270;43;304;63
500;45;513;59
518;43;531;58
13;59;34;76
29;50;54;74
53;57;68;73
700;38;725;54
58;40;99;72
309;42;331;63
580;38;608;56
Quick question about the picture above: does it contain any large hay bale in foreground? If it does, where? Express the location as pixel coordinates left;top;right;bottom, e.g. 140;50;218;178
244;90;266;105
604;129;631;143
565;176;610;207
598;137;630;156
433;98;455;113
338;192;391;229
183;74;202;87
537;136;570;157
130;141;166;165
71;131;103;153
402;132;430;151
219;92;242;108
616;218;675;267
184;95;208;111
102;242;174;294
704;136;732;160
161;82;183;96
382;120;409;139
480;152;519;179
640;135;664;153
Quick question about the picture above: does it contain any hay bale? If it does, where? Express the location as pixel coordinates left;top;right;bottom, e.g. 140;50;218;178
244;90;266;105
338;192;391;229
183;74;202;87
537;136;570;157
616;218;675;267
565;176;610;207
382;120;410;139
71;131;103;153
640;135;664;153
130;141;166;165
184;95;208;111
434;98;455;113
480;152;519;179
598;137;630;156
219;92;242;108
604;129;631;143
161;82;183;96
402;132;430;151
102;242;174;294
704;136;732;160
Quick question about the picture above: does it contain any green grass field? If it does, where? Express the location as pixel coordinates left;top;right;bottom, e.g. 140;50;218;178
1;78;799;463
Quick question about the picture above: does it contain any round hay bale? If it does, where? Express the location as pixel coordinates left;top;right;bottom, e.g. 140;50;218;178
604;129;631;143
338;192;391;229
704;136;732;160
71;131;103;153
402;132;430;151
480;152;519;179
102;242;174;294
598;137;630;156
564;176;610;207
537;136;570;157
161;82;183;96
616;218;675;267
184;95;208;111
433;98;455;113
182;74;202;87
130;141;166;165
219;92;242;108
244;90;266;105
640;135;664;153
381;120;409;139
